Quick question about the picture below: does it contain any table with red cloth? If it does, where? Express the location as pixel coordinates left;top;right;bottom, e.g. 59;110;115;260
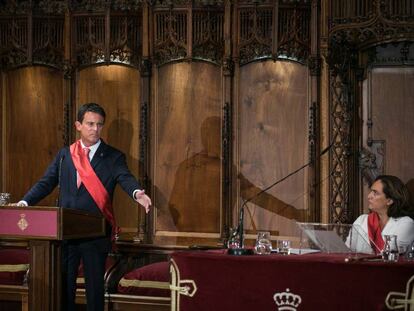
170;250;414;311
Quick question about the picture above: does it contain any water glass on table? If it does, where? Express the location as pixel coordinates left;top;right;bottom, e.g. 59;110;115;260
255;231;272;255
382;235;399;262
277;239;291;255
0;193;11;205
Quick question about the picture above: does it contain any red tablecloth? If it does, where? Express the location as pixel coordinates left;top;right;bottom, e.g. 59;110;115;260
170;250;414;311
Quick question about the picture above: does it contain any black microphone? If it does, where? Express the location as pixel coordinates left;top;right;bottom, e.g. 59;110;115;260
228;141;334;256
56;155;65;207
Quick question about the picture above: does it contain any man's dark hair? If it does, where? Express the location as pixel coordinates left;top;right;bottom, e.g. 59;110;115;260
77;103;106;123
374;175;413;219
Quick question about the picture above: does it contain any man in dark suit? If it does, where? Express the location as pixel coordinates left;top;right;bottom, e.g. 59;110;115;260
12;103;151;311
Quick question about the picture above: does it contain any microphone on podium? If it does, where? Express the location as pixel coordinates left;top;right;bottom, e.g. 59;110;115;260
228;141;334;256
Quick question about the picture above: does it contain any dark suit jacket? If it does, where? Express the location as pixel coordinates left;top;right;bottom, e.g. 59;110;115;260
23;140;141;251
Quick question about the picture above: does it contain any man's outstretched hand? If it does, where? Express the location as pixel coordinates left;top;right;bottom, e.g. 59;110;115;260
134;190;152;213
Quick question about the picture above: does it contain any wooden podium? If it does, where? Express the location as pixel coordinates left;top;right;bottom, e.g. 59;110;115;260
0;206;105;311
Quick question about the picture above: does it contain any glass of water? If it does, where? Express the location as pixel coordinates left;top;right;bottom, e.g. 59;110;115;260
277;239;291;255
0;193;11;205
255;231;272;255
382;235;399;262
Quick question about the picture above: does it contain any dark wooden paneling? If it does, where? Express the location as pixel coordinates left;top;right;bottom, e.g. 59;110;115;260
238;60;309;237
362;67;414;211
370;67;414;181
153;62;222;243
77;65;141;233
4;67;64;205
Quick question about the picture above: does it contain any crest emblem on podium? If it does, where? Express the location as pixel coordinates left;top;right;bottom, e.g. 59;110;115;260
17;213;28;231
273;288;302;311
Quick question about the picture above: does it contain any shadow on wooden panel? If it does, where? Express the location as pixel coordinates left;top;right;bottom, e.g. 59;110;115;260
166;116;221;233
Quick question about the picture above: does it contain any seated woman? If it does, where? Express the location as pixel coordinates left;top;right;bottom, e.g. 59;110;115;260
350;175;414;254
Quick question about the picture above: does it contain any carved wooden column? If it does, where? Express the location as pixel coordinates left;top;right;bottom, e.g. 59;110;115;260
63;10;73;146
221;0;234;243
139;1;151;243
319;0;330;223
308;0;321;221
327;39;358;223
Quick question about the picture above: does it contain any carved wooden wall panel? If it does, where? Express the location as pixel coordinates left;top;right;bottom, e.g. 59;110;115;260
237;60;309;238
152;62;222;245
77;65;141;232
367;67;414;176
328;0;414;222
237;1;311;64
72;13;142;68
3;67;64;204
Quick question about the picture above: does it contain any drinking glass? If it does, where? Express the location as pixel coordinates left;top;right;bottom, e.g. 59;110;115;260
227;228;241;249
255;231;272;255
277;240;291;255
382;235;399;262
405;241;414;261
0;193;11;205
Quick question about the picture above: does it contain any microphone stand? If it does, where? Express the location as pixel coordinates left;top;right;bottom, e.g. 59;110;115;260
228;142;333;256
228;205;254;255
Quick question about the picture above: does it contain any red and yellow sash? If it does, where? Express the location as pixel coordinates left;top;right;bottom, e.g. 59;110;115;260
70;140;117;235
367;212;384;254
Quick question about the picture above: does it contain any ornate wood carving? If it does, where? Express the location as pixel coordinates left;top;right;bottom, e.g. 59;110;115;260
73;13;141;68
359;143;384;186
327;40;357;223
237;1;311;65
308;55;321;76
192;9;224;64
109;15;142;66
277;5;310;62
70;0;110;12
153;10;188;65
0;17;28;69
308;101;317;164
73;15;106;66
222;102;231;241
33;17;65;68
328;0;414;223
223;57;234;76
38;0;68;14
238;6;273;64
0;1;31;14
330;0;414;48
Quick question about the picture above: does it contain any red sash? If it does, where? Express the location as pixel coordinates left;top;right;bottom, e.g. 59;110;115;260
70;140;117;236
367;212;384;254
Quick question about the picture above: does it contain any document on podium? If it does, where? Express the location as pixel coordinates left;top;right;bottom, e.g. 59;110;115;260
303;228;351;253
